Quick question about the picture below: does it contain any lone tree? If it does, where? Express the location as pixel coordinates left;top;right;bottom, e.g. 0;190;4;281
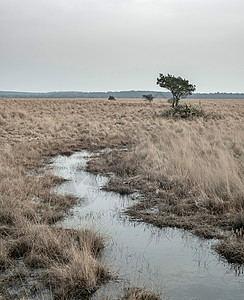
142;94;154;103
156;73;196;107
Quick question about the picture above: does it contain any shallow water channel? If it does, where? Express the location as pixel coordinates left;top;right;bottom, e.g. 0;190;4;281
50;151;244;300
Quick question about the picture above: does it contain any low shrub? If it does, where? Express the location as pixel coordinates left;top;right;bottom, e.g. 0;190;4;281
108;95;116;101
159;104;220;120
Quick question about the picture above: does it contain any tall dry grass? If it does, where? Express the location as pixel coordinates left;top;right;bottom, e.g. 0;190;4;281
87;98;244;262
0;97;166;298
86;99;244;219
129;118;244;211
0;97;244;299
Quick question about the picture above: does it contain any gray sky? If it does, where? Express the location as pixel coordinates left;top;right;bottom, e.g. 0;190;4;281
0;0;244;93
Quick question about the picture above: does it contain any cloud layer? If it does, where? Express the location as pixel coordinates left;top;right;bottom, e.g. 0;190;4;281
0;0;244;92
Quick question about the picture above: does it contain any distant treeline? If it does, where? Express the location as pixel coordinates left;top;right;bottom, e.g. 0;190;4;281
1;90;244;99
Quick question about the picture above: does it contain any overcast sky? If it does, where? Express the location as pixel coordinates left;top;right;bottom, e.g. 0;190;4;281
0;0;244;93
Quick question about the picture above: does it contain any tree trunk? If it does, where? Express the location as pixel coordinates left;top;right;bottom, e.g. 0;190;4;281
175;98;179;106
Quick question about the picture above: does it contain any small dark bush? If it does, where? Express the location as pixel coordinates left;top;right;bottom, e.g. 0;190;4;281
161;104;206;119
142;94;154;103
159;104;222;120
108;95;116;101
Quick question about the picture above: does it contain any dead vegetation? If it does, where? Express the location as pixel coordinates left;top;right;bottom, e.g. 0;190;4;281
86;98;244;264
214;237;244;265
0;97;244;299
122;287;162;300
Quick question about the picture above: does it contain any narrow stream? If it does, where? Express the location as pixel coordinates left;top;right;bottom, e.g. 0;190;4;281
49;151;244;300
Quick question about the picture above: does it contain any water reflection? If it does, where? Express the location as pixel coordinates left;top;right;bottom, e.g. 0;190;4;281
50;151;244;300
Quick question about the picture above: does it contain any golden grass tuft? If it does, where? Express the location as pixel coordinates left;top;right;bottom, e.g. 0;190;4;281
1;98;119;298
122;287;162;300
42;248;109;299
214;238;244;265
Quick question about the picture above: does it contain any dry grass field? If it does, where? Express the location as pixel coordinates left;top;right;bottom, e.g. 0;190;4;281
0;97;244;299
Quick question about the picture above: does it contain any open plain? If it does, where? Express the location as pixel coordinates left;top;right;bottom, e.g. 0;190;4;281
0;97;244;299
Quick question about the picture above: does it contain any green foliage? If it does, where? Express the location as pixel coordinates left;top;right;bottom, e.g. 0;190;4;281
160;104;207;119
157;73;196;106
142;94;154;102
108;95;116;101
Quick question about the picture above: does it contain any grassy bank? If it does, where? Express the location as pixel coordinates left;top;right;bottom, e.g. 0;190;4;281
0;97;243;298
0;98;120;299
87;98;244;264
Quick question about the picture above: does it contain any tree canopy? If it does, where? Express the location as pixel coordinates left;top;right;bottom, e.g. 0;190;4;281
156;74;196;106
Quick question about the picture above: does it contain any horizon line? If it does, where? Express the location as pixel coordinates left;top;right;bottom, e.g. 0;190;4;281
1;90;244;94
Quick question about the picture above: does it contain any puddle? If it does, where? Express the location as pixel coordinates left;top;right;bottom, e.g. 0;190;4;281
50;151;244;300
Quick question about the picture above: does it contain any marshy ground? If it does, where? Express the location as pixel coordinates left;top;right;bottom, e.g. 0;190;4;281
0;97;244;299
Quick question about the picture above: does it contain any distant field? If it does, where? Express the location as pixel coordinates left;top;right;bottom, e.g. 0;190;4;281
1;90;244;99
0;97;244;298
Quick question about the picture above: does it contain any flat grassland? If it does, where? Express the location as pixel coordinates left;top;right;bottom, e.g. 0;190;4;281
0;97;244;299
